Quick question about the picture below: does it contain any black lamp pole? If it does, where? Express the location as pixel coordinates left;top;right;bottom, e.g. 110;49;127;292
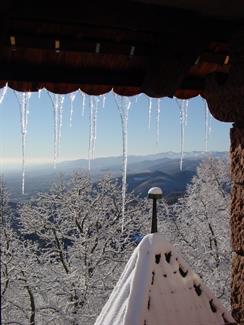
148;187;163;233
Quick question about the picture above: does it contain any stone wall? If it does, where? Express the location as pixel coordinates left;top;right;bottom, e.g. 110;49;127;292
230;126;244;323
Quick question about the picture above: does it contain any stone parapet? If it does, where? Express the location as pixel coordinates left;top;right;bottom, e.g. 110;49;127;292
230;184;244;255
231;127;244;184
230;126;244;324
231;254;244;323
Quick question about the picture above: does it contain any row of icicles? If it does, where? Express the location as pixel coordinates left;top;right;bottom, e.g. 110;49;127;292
0;85;212;230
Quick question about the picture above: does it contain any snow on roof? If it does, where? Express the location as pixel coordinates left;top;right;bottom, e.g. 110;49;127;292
95;233;235;325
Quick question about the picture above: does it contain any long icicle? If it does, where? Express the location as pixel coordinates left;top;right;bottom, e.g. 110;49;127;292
0;83;8;104
202;99;212;152
101;94;106;109
148;97;152;129
176;99;188;171
180;100;185;171
92;97;99;160
114;94;131;232
135;93;142;104
88;96;99;169
88;96;94;171
80;90;86;116
53;95;58;168
156;98;161;145
47;92;65;168
38;88;42;99
208;112;212;136
14;91;31;194
69;92;77;127
184;99;189;126
57;95;65;160
204;100;209;152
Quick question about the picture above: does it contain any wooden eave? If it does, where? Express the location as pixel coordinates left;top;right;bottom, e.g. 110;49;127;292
0;0;243;98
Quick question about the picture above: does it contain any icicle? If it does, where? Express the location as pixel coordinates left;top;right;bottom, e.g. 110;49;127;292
156;98;161;145
114;94;131;232
69;92;77;127
47;92;65;168
88;96;94;171
57;95;65;160
53;96;58;168
208;114;212;135
135;93;142;103
204;100;209;152
38;88;42;99
14;91;31;194
80;90;86;116
88;96;99;170
92;97;99;160
184;99;189;126
176;99;188;171
203;99;212;152
100;94;106;109
148;97;152;129
0;83;8;104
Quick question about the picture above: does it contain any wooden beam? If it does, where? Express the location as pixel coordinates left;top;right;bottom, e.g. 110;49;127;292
180;76;205;90
2;34;154;57
197;52;230;65
1;0;239;43
1;30;231;64
0;63;145;87
1;61;225;93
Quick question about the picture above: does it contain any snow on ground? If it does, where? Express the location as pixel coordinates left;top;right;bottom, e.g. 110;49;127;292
95;233;235;325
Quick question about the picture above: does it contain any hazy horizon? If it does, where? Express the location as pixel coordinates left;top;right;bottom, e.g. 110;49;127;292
1;150;228;173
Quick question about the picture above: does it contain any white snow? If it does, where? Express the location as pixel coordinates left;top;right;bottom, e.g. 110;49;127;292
95;233;235;325
148;187;162;196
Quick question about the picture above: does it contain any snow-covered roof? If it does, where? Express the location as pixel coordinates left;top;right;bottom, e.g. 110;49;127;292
95;233;235;325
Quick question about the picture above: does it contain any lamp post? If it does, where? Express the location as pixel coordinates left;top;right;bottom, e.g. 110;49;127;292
148;187;163;233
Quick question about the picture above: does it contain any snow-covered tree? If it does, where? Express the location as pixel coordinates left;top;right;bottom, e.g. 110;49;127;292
1;159;232;324
8;173;149;325
159;158;231;307
1;177;43;325
1;178;14;320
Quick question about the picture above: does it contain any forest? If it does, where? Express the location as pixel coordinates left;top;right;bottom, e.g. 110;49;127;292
1;158;231;325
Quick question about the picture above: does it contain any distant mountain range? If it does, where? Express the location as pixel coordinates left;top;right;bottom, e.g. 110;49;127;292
55;151;227;173
4;151;227;202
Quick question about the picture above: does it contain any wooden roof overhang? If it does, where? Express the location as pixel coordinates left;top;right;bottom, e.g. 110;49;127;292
0;0;244;100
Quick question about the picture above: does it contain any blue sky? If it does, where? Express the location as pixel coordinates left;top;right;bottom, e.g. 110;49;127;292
0;88;232;169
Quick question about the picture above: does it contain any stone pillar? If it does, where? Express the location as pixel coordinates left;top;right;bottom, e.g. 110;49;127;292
204;58;244;322
230;125;244;323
